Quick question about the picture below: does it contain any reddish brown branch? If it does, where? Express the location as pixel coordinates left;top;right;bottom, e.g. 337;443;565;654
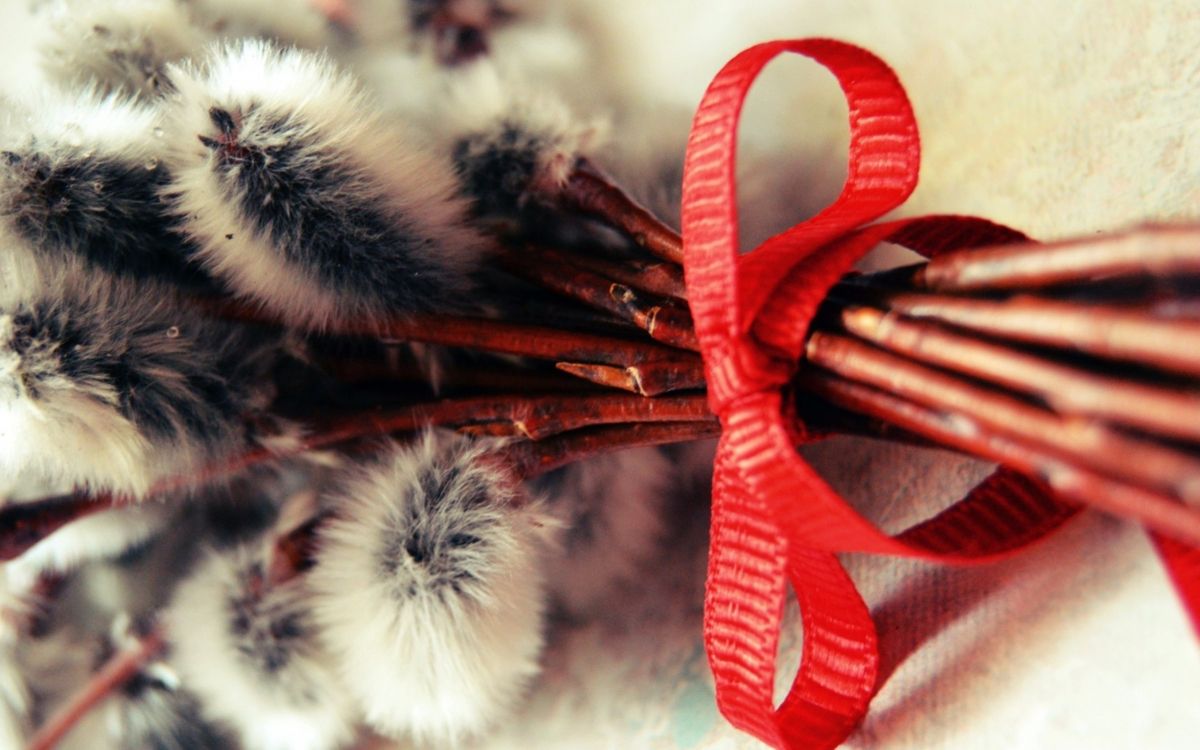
841;306;1200;444
916;224;1200;292
806;332;1200;503
4;394;714;558
360;314;696;366
202;299;695;369
800;372;1200;548
27;627;166;750
878;292;1200;377
0;494;117;562
315;392;714;441
507;421;722;478
524;244;687;299
610;284;700;350
498;250;698;350
204;298;705;394
556;360;706;395
560;162;684;264
316;356;590;392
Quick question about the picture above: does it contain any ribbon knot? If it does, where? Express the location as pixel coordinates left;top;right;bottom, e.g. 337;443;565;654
705;337;795;417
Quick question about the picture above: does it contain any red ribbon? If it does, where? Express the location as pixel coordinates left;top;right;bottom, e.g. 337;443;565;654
681;39;1200;749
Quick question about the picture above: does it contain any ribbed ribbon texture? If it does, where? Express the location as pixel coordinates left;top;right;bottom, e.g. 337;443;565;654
680;38;1200;749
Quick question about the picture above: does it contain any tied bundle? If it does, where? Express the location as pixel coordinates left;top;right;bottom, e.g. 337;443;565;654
678;40;1200;750
0;4;1196;749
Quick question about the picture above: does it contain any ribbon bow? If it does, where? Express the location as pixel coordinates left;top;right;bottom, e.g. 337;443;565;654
680;38;1200;749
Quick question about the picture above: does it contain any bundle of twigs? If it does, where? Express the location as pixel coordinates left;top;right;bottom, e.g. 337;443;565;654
9;156;1200;750
7;166;1200;556
315;198;1200;546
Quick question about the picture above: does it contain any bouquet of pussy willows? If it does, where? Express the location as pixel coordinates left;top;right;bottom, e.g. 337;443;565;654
3;2;1200;750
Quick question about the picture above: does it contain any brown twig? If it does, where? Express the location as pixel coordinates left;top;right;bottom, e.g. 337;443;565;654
204;299;706;394
916;224;1200;292
555;360;706;396
3;393;714;558
524;244;687;299
498;249;699;350
507;421;722;478
315;392;714;441
610;284;699;350
357;314;697;367
873;292;1200;377
806;332;1200;502
839;306;1200;444
799;372;1200;548
560;161;684;264
315;356;592;392
201;300;687;366
0;494;117;563
26;626;166;750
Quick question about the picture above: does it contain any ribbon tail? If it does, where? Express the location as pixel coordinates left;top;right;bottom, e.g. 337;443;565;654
704;437;879;749
703;443;790;744
897;467;1078;559
777;547;878;749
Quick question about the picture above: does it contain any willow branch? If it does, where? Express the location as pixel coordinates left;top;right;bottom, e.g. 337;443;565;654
498;249;698;350
800;372;1200;548
872;291;1200;377
26;627;166;750
559;161;684;264
840;305;1200;443
523;244;687;299
506;421;722;478
915;224;1200;292
806;332;1200;503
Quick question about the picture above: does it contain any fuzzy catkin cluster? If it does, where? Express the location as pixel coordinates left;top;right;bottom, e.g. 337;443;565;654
0;1;682;749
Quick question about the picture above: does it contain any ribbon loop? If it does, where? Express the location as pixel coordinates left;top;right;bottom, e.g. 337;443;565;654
682;38;921;354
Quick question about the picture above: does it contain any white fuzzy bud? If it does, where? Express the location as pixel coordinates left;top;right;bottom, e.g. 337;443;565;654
310;431;558;745
163;40;485;329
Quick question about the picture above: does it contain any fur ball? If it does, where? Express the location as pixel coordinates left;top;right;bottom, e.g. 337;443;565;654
38;0;208;100
0;260;283;499
446;65;598;216
166;538;355;750
0;90;205;285
310;431;558;745
163;40;484;329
